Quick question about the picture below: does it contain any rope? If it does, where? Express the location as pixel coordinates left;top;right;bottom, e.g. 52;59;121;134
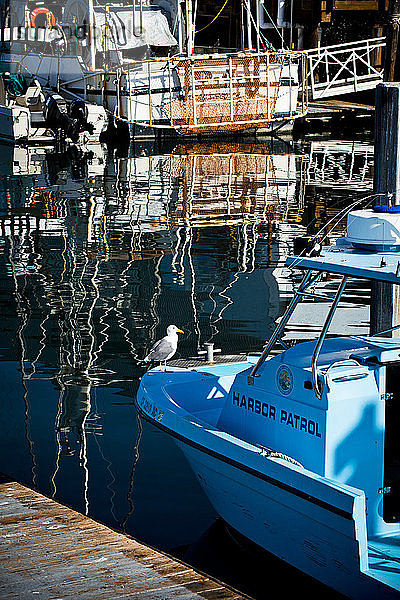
195;0;230;34
243;0;275;52
260;1;286;49
259;445;303;468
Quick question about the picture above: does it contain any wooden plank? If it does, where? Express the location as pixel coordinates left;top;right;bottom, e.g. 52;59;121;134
333;1;379;9
0;475;249;600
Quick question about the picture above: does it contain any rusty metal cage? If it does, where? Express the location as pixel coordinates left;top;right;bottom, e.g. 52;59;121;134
122;51;307;134
159;52;307;134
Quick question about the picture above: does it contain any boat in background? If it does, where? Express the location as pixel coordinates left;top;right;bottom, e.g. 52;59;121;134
0;61;55;143
137;207;400;598
0;59;108;144
0;0;308;138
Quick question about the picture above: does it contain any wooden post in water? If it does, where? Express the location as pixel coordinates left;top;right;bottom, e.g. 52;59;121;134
370;82;400;336
385;0;400;82
373;83;400;203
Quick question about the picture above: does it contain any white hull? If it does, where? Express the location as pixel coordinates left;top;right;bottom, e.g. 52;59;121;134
0;104;54;144
178;442;397;600
8;51;307;137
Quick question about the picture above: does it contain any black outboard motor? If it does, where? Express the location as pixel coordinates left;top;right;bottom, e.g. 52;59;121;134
45;93;80;143
70;100;94;136
44;93;95;144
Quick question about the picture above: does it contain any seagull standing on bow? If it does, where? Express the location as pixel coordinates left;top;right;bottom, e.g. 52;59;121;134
143;325;184;371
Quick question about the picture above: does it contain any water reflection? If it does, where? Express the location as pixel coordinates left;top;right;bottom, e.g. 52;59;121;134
0;136;373;595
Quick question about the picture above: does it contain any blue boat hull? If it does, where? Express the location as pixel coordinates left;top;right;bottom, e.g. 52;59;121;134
137;352;400;599
178;441;397;600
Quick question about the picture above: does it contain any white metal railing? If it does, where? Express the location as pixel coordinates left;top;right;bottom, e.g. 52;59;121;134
307;141;374;190
306;37;386;100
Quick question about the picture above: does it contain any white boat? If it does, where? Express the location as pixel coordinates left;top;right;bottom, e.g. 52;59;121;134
1;0;308;138
137;207;400;598
0;64;55;144
0;60;108;144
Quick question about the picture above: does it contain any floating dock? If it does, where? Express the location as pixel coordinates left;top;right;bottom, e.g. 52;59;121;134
0;474;248;600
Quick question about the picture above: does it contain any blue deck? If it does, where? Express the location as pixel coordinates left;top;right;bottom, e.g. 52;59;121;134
286;239;400;283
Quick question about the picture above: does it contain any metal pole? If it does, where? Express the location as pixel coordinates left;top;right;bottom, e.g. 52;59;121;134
190;61;197;125
229;56;234;120
311;276;348;399
148;61;152;126
248;269;314;383
240;0;245;51
186;0;193;55
88;0;96;70
177;1;183;54
246;0;252;51
255;0;260;53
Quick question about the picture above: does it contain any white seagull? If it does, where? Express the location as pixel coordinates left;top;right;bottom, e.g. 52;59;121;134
144;325;184;370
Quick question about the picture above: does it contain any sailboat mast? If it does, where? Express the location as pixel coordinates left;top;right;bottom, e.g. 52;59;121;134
185;0;193;54
246;0;252;51
88;0;96;70
255;0;260;52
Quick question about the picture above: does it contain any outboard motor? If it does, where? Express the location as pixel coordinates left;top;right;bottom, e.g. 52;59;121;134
45;93;95;144
70;100;94;136
44;93;80;143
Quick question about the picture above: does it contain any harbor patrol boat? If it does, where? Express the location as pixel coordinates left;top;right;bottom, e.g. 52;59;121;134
137;208;400;599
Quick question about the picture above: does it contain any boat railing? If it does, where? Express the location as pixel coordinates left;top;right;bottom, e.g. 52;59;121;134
311;276;348;398
248;269;314;384
248;270;349;401
59;50;308;132
121;51;308;133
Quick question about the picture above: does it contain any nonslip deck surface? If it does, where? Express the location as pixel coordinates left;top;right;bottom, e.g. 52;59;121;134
169;355;250;369
0;475;248;600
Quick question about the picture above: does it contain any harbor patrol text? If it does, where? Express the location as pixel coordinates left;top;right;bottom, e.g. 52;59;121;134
232;392;322;438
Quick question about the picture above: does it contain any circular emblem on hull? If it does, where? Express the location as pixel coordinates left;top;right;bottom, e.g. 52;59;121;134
277;365;293;396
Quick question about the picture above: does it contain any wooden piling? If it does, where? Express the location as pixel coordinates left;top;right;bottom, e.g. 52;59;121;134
384;0;400;82
371;82;400;337
373;82;400;203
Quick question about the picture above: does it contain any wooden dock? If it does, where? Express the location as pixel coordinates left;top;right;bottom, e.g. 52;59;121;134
0;474;248;600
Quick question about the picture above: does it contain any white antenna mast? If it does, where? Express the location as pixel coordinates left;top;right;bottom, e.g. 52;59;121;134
186;0;193;55
88;0;96;70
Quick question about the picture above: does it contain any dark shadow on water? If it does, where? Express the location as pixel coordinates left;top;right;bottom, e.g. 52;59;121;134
0;472;13;484
175;519;346;600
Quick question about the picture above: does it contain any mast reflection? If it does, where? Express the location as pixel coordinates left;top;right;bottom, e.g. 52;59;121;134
0;136;373;522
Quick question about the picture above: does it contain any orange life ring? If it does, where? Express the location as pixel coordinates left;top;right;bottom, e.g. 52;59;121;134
30;7;56;28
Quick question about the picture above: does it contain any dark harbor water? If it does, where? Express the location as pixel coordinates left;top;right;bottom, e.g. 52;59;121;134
0;135;374;599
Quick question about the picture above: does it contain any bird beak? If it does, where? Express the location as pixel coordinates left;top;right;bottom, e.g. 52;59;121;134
177;329;184;334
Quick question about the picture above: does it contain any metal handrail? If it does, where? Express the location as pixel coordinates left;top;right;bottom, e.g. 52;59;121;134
248;271;349;399
306;36;385;57
248;269;313;383
307;37;385;101
311;276;348;399
323;359;360;374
